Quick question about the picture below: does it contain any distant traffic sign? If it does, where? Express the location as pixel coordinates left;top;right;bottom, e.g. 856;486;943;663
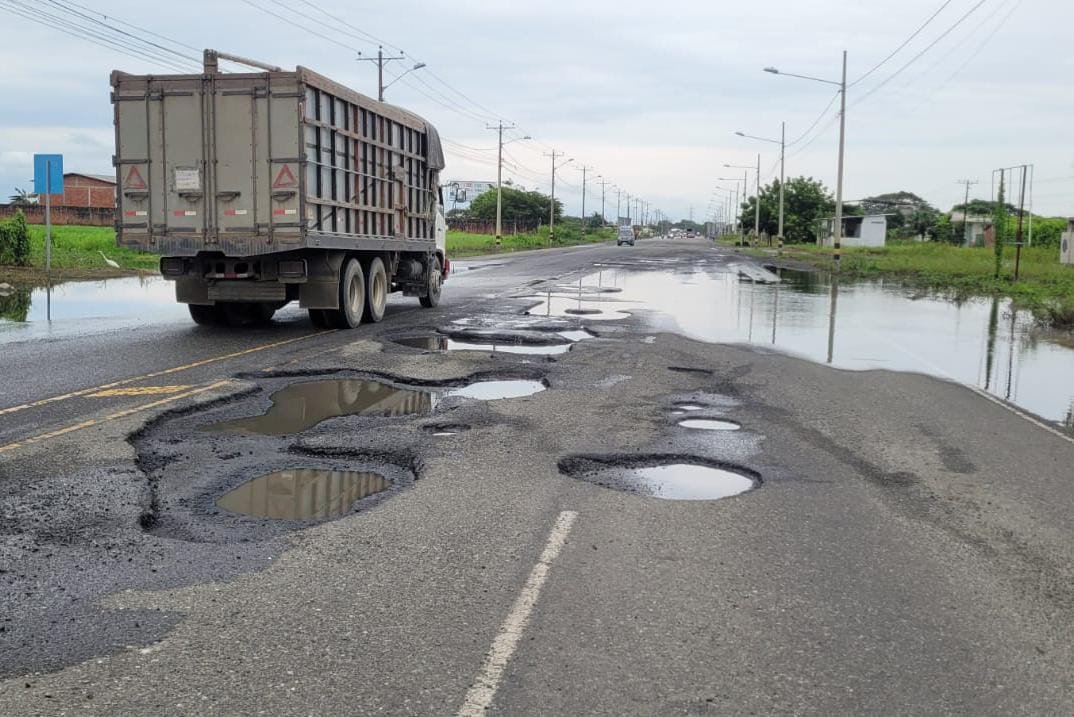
33;154;63;194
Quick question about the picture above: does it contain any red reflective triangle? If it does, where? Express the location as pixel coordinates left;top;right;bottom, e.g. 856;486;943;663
123;166;147;190
272;164;298;189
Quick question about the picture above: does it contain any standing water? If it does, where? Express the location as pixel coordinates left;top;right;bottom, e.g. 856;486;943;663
570;266;1074;432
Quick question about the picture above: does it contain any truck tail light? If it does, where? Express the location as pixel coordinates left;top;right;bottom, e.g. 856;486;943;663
160;257;186;277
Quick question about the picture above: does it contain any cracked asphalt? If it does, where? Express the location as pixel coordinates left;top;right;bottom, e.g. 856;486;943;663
2;237;1073;715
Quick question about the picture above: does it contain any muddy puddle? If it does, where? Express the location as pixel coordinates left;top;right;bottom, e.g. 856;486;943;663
677;418;740;431
395;335;571;355
208;377;546;435
216;468;390;520
578;265;1074;431
562;457;759;501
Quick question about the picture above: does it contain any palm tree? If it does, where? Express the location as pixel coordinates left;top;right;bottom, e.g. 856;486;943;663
8;188;38;206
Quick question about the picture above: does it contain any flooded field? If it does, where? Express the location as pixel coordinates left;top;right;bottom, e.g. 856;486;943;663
557;266;1074;431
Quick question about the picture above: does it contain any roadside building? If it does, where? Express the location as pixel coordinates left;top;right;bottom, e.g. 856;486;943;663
0;172;117;225
816;214;888;248
950;210;992;246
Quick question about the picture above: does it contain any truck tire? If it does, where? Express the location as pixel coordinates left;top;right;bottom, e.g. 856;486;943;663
308;309;332;329
363;256;388;323
419;255;442;309
188;303;223;325
330;257;365;329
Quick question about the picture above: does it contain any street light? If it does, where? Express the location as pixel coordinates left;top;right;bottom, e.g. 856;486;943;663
381;61;426;95
765;51;847;265
736;123;786;255
716;177;744;242
358;46;427;101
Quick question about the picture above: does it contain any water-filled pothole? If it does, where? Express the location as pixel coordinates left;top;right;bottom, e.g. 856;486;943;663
673;403;706;411
206;379;434;435
395;335;571;355
560;456;759;501
677;419;740;431
446;379;545;400
207;377;546;435
216;468;390;520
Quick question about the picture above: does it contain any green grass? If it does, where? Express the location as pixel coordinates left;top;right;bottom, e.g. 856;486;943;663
748;240;1074;327
448;225;615;257
27;224;158;272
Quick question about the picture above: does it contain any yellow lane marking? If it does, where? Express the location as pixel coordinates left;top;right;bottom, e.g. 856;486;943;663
0;331;331;418
88;385;193;398
0;380;232;456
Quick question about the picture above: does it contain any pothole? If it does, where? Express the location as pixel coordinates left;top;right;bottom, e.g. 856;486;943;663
205;377;547;436
446;379;545;400
205;379;434;436
677;418;740;431
560;455;759;501
395;335;571;355
422;423;471;436
673;403;707;411
216;468;390;520
565;308;602;316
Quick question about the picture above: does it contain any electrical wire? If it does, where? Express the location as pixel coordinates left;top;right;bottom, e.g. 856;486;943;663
851;0;988;108
850;0;955;87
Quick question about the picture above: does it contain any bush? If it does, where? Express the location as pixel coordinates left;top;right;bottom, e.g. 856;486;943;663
0;211;31;266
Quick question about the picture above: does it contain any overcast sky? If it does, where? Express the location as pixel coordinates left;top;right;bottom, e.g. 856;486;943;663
1;0;1070;220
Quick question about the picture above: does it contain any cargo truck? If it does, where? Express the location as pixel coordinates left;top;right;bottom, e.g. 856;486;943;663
111;50;448;328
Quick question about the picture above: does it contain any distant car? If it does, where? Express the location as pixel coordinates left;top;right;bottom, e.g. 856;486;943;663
617;227;635;246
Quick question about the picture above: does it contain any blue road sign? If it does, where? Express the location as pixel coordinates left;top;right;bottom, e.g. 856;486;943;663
33;154;64;195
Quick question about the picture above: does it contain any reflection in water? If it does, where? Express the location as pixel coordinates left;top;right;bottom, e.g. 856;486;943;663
208;379;435;435
587;266;1074;430
0;286;30;322
216;468;390;520
207;378;547;435
395;335;571;355
617;463;756;501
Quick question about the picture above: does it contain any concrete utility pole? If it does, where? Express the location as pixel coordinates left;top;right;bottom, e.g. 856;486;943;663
575;165;590;229
597;176;608;225
764;50;847;265
545;151;572;243
754;153;761;246
486;122;528;247
956;179;979;244
357;46;425;101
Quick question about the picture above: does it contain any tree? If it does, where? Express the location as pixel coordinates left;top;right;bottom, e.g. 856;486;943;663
739;176;835;244
8;188;37;206
468;186;561;225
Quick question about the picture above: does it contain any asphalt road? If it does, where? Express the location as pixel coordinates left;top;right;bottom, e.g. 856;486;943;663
2;237;1073;715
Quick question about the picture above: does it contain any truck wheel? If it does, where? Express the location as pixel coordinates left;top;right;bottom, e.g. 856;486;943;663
188;303;222;325
363;256;388;323
330;257;365;329
308;309;332;329
419;255;442;308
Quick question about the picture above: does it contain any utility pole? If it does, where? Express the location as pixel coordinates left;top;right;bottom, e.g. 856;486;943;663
357;46;407;102
956;179;979;245
575;164;589;229
754;153;761;246
597;176;608;225
778;122;785;254
833;50;848;267
545;151;572;243
615;188;621;225
486;121;517;248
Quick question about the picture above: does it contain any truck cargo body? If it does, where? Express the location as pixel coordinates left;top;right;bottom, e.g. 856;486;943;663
111;51;447;327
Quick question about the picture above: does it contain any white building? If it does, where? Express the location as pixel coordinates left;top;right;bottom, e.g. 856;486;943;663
817;214;888;248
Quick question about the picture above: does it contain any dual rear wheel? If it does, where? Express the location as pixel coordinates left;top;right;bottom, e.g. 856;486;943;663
309;256;389;330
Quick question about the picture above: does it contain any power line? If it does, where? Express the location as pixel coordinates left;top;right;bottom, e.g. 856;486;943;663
787;90;841;146
850;0;955;87
851;0;988;108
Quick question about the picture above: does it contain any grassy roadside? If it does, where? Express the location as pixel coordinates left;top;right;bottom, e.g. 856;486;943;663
0;225;156;283
448;225;614;257
731;239;1074;327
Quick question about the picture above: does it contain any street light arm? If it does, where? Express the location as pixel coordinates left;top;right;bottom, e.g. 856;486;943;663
764;67;840;86
736;132;781;145
382;62;426;91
